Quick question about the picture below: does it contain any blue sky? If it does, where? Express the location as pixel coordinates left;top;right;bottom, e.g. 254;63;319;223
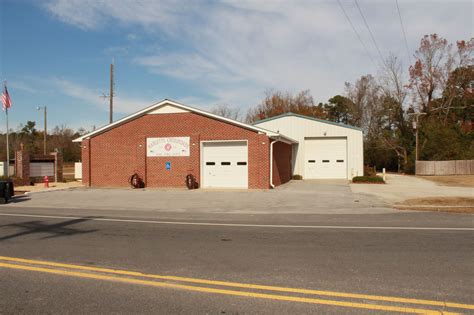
1;0;472;132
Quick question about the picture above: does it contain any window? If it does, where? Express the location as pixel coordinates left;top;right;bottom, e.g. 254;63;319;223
206;162;215;166
322;160;330;163
221;162;231;166
308;160;315;163
237;162;247;166
336;160;344;163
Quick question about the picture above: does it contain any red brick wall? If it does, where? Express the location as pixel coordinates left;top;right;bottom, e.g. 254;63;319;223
272;141;292;186
50;152;63;182
81;139;91;186
14;149;29;180
82;112;271;189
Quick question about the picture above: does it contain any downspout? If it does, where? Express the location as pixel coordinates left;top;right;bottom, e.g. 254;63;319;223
270;140;281;189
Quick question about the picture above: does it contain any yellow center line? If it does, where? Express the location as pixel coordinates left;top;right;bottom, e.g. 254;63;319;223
0;255;471;311
0;262;458;315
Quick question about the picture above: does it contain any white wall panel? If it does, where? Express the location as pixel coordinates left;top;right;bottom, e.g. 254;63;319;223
75;162;83;179
0;162;7;176
255;115;363;179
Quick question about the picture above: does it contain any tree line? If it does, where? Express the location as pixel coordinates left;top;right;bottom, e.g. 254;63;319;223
213;34;473;173
0;122;87;163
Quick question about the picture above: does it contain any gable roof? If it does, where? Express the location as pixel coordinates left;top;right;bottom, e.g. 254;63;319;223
253;112;363;131
73;99;297;143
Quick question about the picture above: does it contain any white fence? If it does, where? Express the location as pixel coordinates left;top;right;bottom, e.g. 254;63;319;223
0;162;14;177
416;160;474;175
0;162;6;176
75;162;83;180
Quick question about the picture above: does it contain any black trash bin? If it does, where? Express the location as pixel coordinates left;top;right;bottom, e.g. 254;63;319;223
0;180;14;204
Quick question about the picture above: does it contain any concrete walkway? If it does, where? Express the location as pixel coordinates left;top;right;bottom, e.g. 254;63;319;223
3;180;393;214
350;174;474;203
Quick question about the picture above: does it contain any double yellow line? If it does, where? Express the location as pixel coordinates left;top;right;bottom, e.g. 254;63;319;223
1;256;472;314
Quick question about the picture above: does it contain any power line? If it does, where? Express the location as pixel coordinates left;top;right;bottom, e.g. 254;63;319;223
354;0;385;65
109;59;114;124
336;0;377;68
395;0;412;64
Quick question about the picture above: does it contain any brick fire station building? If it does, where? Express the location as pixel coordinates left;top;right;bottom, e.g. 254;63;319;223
73;99;296;189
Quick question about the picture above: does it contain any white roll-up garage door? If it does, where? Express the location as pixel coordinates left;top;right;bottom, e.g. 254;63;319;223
304;138;347;179
202;141;248;188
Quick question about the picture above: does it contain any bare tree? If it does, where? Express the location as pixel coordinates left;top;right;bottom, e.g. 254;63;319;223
246;90;290;123
377;54;412;170
408;34;474;121
408;34;451;113
210;104;242;121
246;89;325;123
379;53;407;107
344;74;382;132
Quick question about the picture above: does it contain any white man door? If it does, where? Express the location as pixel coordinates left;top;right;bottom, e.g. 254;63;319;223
201;141;248;188
304;138;347;179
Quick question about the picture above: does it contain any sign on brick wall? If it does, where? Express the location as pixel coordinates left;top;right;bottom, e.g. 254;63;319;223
147;137;190;157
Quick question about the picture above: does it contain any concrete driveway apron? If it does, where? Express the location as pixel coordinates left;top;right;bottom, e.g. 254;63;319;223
2;180;392;215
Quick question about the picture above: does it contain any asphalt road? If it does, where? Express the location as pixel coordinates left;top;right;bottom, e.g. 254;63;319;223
0;206;473;314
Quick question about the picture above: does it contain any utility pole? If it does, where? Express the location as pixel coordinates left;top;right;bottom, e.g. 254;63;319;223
100;59;115;124
109;60;114;124
37;106;47;155
408;112;426;172
44;106;47;155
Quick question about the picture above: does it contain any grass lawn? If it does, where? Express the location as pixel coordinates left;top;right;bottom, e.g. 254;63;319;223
395;197;474;214
419;175;474;187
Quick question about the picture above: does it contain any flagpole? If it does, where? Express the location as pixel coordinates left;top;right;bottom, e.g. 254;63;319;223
3;79;10;177
5;107;9;177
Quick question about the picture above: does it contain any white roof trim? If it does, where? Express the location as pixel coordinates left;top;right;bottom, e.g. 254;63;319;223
73;99;297;143
147;104;189;114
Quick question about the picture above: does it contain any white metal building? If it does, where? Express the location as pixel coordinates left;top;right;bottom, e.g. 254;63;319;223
254;113;364;180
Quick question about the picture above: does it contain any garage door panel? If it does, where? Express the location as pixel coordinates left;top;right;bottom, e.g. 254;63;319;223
304;138;347;179
202;141;248;188
30;162;55;177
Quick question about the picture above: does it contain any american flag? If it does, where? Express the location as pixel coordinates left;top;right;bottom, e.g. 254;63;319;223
2;84;12;111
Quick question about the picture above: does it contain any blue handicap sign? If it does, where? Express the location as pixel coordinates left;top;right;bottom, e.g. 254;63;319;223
165;162;171;170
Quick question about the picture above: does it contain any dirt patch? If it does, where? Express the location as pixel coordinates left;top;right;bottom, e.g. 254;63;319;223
400;197;473;206
352;182;385;184
397;207;474;214
14;181;84;193
419;175;474;187
395;197;474;214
